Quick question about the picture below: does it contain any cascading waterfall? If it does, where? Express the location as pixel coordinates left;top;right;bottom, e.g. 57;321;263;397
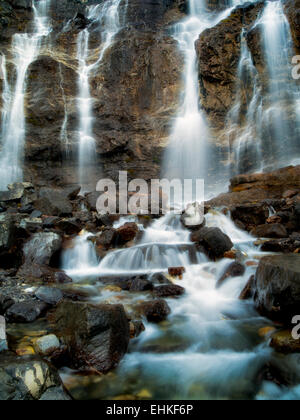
228;0;300;175
0;0;51;190
76;0;123;192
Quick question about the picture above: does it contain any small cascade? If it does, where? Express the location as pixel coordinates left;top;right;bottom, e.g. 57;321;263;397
76;0;123;192
0;0;51;190
62;232;99;278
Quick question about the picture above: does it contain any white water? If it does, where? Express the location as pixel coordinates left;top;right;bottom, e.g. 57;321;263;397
0;0;51;190
76;0;123;191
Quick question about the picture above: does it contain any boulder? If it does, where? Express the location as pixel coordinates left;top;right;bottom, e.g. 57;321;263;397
153;284;185;298
261;238;300;253
35;287;63;306
115;223;139;245
35;335;60;356
56;218;82;235
139;300;171;323
50;301;130;373
181;202;205;230
250;224;288;239
230;204;269;231
34;188;73;217
6;301;48;323
239;275;255;300
191;227;233;260
0;352;65;400
253;255;300;322
216;262;246;288
22;232;62;266
95;228;117;249
129;277;153;292
0;183;34;203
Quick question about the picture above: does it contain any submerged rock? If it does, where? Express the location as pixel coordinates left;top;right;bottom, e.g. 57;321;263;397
50;301;130;373
253;255;300;322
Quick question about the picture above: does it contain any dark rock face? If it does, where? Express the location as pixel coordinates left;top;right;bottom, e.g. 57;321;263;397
191;227;233;260
22;232;62;266
0;352;67;400
50;301;130;373
196;2;264;129
253;255;300;323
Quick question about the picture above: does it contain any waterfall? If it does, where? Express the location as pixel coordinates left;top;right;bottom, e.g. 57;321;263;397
228;0;300;175
0;0;51;191
76;0;123;192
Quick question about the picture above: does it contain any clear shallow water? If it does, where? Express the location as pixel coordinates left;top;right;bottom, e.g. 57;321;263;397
60;211;297;400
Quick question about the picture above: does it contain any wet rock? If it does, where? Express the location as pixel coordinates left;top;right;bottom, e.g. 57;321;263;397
0;214;15;253
130;320;145;339
231;204;269;231
42;216;60;229
217;262;246;288
0;352;64;400
140;300;171;323
22;232;62;266
270;330;300;354
150;272;172;285
0;316;7;352
0;183;34;203
253;255;300;323
50;301;130;373
39;386;72;401
261;238;300;253
191;227;233;260
115;223;139;245
94;228;117;249
6;301;48;323
250;224;288;239
239;275;255;300
35;334;60;356
129;277;153;292
168;267;186;277
35;287;63;306
181;202;205;230
153;284;185;298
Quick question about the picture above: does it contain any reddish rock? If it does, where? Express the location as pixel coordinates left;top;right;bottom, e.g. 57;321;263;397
168;267;186;278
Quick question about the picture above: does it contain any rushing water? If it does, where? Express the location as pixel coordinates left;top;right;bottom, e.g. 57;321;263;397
61;210;297;400
76;0;123;191
0;0;51;190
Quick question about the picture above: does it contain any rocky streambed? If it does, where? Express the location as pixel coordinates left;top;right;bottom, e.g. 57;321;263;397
0;164;299;400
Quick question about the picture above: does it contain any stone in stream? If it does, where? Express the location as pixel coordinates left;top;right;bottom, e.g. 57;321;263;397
115;222;139;245
153;284;185;298
239;275;255;301
0;316;7;352
6;300;48;323
0;352;68;400
216;261;246;288
181;202;205;230
191;227;233;260
168;267;185;278
49;301;130;373
139;300;171;323
270;330;300;354
253;255;300;322
35;287;63;306
35;334;60;356
129;277;153;292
